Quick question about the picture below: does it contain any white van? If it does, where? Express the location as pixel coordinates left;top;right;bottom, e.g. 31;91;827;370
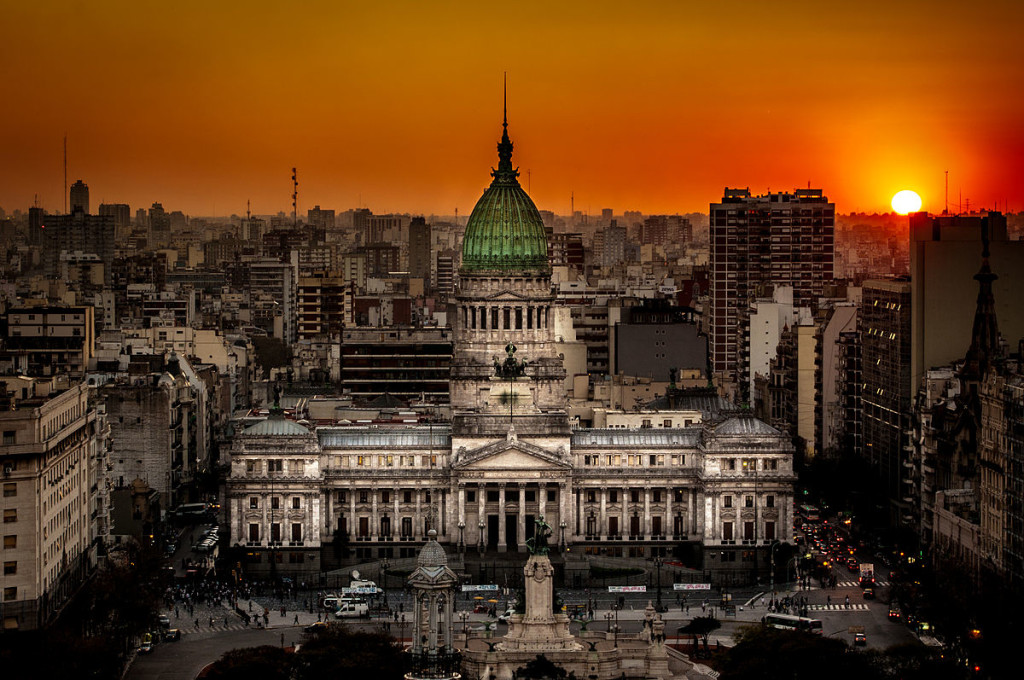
333;598;369;618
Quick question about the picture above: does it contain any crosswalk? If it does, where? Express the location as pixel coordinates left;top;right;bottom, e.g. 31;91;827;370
834;580;889;588
806;603;870;612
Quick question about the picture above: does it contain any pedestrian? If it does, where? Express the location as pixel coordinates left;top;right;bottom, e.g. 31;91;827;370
294;614;299;624
827;595;831;606
175;606;179;618
195;618;200;628
845;595;850;608
210;617;215;628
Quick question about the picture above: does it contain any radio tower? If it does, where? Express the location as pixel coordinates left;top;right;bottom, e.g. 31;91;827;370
291;168;299;229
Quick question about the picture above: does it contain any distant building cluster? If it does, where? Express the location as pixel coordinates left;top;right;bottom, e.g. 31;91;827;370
1;129;1023;635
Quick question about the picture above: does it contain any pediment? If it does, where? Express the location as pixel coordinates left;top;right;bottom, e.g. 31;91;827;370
454;438;571;471
483;290;533;302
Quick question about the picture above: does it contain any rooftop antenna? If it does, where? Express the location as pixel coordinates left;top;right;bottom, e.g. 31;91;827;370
944;170;949;215
503;71;507;129
454;207;458;227
246;198;251;221
291;168;298;229
571;191;574;222
528;169;531;193
63;134;67;214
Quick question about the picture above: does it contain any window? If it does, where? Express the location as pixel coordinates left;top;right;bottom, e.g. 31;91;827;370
337;491;347;504
653;490;662;503
2;431;14;446
249;496;259;509
726;458;736;470
292;497;301;509
248;524;259;542
2;510;15;523
547;489;556;502
609;490;618;503
663;419;672;428
743;521;755;542
245;461;256;474
766;495;775;508
359;491;368;504
525;490;535;502
3;587;15;601
270;523;281;542
466;490;476;503
723;495;732;509
723;522;733;541
641;419;652;428
268;459;283;473
505;489;518;502
404;491;412;503
271;497;280;510
765;521;776;541
2;483;14;498
630;489;639;503
3;536;15;549
381;491;390;504
2;562;15;575
745;496;754;508
487;490;499;502
587;490;596;503
291;523;302;541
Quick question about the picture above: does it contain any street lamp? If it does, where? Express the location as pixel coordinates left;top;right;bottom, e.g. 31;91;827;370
458;610;469;635
381;557;390;591
653;556;664;612
478;520;485;554
559;520;567;550
613;604;620;648
458;520;465;552
604;610;614;632
769;541;781;601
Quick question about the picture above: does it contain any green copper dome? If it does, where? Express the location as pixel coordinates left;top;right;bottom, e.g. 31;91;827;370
461;116;549;272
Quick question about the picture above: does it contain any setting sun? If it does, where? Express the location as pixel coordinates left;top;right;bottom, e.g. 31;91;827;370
891;190;923;215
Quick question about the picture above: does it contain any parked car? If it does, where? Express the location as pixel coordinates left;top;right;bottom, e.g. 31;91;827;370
497;608;517;623
158;614;171;629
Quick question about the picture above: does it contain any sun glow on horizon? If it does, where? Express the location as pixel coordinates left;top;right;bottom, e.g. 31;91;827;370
892;190;923;215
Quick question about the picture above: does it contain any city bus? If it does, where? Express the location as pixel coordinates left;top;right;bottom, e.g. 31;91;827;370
798;504;821;523
761;613;823;635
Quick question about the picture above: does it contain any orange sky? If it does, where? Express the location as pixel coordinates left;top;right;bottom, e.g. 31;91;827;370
2;1;1023;218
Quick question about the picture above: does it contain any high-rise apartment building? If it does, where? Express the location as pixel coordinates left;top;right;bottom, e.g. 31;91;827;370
98;203;131;239
709;188;835;390
861;279;912;519
69;179;89;214
0;378;110;631
408;217;432;285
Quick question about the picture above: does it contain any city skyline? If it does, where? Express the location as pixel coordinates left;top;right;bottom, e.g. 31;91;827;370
2;1;1023;217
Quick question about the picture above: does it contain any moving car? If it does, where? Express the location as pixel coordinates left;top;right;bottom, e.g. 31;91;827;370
497;608;517;623
158;614;171;629
304;621;330;634
854;632;867;646
862;587;875;600
138;641;153;654
162;628;181;641
888;607;902;621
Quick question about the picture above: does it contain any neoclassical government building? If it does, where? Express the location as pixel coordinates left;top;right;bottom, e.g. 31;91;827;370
226;111;796;582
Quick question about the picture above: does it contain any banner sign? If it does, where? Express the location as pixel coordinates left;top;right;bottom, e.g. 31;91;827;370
341;587;378;594
461;584;500;592
673;583;712;591
608;586;647;593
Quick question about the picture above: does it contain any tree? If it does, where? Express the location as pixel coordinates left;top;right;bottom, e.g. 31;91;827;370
293;626;408;680
719;627;872;680
514;654;576;679
205;646;292;680
679;616;720;656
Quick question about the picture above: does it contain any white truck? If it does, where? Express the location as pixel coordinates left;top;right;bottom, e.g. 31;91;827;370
333;598;370;618
859;563;875;587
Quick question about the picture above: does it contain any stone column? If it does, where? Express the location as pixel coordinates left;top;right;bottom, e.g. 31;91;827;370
415;489;422;540
428;593;438;654
665;486;673;538
621;487;628;538
412;593;423;654
371;487;379;539
498;483;507;552
458;483;466;525
349;491;356;539
599;488;607;539
393;492;400;539
323;490;332;542
538;482;547;521
644;486;652;539
477;483;486;545
559;482;569;544
445;591;454;652
518;482;527;551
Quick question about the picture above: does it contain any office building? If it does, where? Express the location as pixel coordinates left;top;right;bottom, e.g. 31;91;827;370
709;188;835;391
